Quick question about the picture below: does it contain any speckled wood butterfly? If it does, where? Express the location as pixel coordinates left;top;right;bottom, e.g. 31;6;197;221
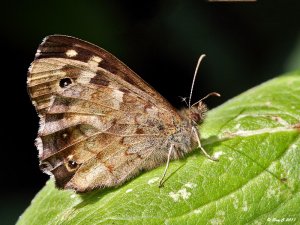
27;35;219;192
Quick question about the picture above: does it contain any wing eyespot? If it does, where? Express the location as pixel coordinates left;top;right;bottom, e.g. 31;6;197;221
59;78;72;88
65;155;79;171
67;160;78;170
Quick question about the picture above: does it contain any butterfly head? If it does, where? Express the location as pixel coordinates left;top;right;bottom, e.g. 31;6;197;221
189;101;208;124
188;92;220;125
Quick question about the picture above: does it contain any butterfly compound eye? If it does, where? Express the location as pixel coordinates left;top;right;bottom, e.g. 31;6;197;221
59;78;72;88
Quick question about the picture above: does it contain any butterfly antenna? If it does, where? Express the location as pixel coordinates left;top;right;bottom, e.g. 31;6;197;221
191;92;221;107
188;54;206;109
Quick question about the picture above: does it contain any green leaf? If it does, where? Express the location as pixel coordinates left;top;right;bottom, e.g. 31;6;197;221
18;71;300;225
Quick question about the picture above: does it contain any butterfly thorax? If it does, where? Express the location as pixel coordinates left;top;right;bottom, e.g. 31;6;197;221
167;121;198;157
167;102;208;157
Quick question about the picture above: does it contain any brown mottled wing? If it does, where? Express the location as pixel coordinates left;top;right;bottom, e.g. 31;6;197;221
28;35;176;115
28;35;182;192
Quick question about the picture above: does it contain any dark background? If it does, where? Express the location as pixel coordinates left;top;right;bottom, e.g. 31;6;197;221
1;1;300;224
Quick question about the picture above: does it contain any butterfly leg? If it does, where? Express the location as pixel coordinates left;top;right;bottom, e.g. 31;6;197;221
192;127;218;161
159;144;174;188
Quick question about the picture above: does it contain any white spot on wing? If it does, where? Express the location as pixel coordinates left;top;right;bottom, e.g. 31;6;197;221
88;56;103;67
35;49;41;57
126;189;133;193
112;89;124;108
92;56;102;63
77;71;97;84
66;49;78;57
147;177;160;185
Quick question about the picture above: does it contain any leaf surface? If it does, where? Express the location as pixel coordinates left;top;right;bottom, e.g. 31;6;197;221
18;71;300;225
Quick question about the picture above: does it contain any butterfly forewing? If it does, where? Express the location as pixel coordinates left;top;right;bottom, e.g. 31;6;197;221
27;35;190;192
28;35;177;114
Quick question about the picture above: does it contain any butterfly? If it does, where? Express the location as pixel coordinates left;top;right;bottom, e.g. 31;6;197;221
27;35;219;192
